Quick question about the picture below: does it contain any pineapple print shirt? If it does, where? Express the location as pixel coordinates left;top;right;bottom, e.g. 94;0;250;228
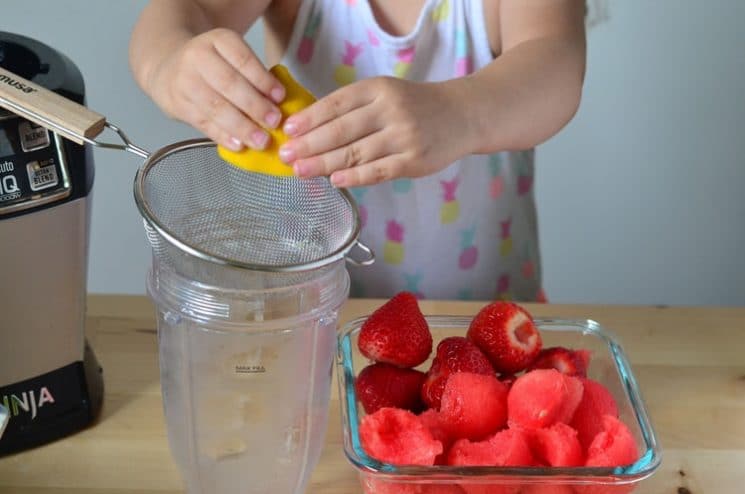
282;0;543;301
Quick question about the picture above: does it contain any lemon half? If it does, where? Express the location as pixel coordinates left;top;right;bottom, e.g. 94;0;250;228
217;65;316;176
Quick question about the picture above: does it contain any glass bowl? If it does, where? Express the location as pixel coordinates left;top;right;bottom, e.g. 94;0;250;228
336;315;662;493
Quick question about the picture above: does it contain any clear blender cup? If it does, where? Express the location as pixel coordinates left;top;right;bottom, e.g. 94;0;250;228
134;140;372;494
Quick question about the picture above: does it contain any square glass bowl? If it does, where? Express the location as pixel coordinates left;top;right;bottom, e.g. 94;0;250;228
336;315;662;493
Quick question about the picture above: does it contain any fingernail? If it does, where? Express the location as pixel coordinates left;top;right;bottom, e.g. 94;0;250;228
283;118;299;136
265;110;281;129
251;131;269;149
225;137;243;151
330;172;347;187
293;161;307;177
270;86;285;103
279;145;296;164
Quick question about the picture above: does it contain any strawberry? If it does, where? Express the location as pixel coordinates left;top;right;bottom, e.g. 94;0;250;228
466;301;542;374
527;346;591;377
355;362;427;414
358;292;433;368
420;336;494;410
498;373;518;389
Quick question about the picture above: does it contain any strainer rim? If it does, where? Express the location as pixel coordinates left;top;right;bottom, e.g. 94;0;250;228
132;138;362;273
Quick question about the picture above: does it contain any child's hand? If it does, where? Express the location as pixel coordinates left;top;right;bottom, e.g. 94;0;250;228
144;28;286;152
279;77;475;187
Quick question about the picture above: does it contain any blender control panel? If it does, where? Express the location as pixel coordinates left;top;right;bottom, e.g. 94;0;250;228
0;115;70;215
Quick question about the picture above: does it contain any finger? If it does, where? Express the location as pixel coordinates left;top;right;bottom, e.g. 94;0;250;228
293;130;390;178
211;30;285;103
280;104;380;163
198;49;282;131
329;155;406;188
182;87;269;150
283;84;373;137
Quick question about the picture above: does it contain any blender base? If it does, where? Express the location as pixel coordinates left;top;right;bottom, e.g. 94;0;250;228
0;339;104;456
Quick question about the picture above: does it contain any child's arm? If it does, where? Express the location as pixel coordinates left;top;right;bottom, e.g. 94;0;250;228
280;0;586;188
129;0;285;151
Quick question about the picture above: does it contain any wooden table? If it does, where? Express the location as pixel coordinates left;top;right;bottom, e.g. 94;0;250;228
0;296;743;493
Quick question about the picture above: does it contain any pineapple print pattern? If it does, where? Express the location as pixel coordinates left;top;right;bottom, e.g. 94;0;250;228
488;154;504;199
499;218;513;257
403;272;425;300
458;226;478;270
454;29;472;77
296;9;322;64
496;273;512;301
367;28;380;47
383;220;405;265
334;41;364;86
457;288;473;301
432;0;451;22
439;177;460;224
392;178;413;194
349;187;368;228
281;0;543;302
515;151;534;196
393;46;416;79
521;244;535;280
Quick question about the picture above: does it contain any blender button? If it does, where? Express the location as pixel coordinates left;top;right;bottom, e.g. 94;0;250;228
18;120;51;152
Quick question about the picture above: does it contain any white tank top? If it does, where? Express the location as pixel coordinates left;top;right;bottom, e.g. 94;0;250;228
281;0;543;302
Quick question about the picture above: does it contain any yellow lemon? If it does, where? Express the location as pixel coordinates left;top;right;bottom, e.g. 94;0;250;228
217;65;316;176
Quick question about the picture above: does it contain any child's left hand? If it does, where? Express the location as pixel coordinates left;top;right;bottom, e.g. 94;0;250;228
278;77;474;187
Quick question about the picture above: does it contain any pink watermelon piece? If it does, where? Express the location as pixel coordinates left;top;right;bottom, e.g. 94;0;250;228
420;484;466;493
528;423;584;467
447;428;535;467
585;415;639;467
418;409;452;465
521;485;576;494
460;482;521;494
439;372;508;440
556;374;584;424
360;407;443;466
570;378;620;449
507;369;584;429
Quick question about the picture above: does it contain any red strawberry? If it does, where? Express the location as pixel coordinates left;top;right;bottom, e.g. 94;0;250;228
527;346;591;377
355;362;427;414
466;301;542;374
358;292;433;368
420;336;494;410
498;373;518;389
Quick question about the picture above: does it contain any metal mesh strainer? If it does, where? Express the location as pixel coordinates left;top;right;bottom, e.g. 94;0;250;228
135;139;370;272
0;66;373;273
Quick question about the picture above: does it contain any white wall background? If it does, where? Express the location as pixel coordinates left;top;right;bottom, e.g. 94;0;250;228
3;1;744;306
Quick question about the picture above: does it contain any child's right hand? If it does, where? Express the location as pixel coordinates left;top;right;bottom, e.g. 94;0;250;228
143;28;286;152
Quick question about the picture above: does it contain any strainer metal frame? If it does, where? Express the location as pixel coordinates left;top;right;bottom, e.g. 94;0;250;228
133;138;371;273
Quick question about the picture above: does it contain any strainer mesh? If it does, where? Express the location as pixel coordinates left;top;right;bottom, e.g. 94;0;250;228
137;142;357;269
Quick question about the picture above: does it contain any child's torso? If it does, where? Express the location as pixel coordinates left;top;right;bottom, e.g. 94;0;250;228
264;0;542;302
263;0;501;65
